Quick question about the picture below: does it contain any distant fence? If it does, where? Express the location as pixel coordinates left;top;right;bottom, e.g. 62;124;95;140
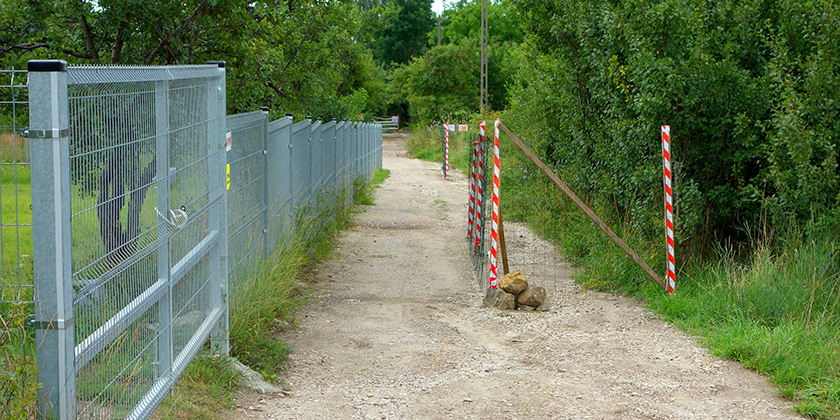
18;60;381;420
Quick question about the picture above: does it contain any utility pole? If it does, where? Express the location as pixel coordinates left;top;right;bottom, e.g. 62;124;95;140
480;0;488;113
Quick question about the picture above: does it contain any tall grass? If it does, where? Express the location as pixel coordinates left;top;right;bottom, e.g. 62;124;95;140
642;237;840;418
0;136;36;419
0;131;28;164
0;300;38;420
152;354;242;420
405;126;473;173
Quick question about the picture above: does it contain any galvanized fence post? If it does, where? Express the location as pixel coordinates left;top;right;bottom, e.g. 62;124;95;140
208;61;229;356
28;60;75;420
310;119;322;204
261;107;270;259
155;78;173;381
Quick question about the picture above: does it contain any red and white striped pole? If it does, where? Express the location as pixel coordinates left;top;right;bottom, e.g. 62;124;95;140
662;125;676;294
444;124;450;179
468;133;479;238
475;121;485;247
489;120;501;288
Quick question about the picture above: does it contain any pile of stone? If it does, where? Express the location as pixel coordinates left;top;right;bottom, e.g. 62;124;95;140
482;270;549;311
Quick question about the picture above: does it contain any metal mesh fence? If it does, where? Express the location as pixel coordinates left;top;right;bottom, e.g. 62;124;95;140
0;67;36;419
26;63;227;419
15;60;382;420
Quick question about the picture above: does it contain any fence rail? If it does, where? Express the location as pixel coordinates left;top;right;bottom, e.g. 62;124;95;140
17;60;382;420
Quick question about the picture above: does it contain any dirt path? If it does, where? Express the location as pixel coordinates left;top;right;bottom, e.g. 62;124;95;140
227;136;800;420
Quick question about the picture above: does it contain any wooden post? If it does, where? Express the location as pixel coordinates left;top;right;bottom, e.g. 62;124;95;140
499;208;509;275
499;123;665;289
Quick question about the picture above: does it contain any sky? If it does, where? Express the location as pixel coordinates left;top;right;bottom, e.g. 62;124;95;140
433;0;445;15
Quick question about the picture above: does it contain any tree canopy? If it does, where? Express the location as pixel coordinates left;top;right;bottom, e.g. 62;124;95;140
372;0;435;68
0;0;392;119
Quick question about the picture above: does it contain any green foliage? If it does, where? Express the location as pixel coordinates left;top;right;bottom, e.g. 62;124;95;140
389;0;524;125
508;0;840;259
373;0;435;68
354;169;391;206
432;0;523;111
0;0;391;120
392;42;479;124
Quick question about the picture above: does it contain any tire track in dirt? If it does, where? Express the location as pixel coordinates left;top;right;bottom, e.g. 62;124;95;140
227;135;800;420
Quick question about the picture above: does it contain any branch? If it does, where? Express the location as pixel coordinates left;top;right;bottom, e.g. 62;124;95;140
0;42;96;59
265;80;289;98
143;0;209;64
79;15;99;60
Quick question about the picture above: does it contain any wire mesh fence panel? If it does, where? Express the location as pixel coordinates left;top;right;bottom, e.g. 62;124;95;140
266;117;294;255
291;120;312;211
336;122;351;208
310;121;322;204
0;67;37;419
29;62;227;419
24;57;381;419
226;111;269;285
321;121;337;198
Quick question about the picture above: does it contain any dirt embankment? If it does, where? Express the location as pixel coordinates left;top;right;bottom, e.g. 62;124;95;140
227;135;800;420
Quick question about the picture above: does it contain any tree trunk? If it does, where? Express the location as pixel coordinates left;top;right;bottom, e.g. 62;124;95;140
97;154;156;266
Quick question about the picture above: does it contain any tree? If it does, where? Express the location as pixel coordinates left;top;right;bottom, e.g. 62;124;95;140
0;0;393;261
392;42;478;124
373;0;435;68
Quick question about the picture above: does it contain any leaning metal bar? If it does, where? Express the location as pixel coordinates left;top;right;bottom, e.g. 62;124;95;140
29;59;76;420
499;123;666;289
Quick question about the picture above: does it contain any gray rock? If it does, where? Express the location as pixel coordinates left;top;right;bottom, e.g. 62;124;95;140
518;285;546;308
294;282;311;295
483;287;516;310
536;297;551;312
231;358;286;394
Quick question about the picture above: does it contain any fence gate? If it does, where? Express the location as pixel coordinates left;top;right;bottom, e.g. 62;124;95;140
29;61;228;419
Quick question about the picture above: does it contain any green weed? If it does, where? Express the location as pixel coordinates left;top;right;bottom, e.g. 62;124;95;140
152;354;242;420
0;301;38;420
353;169;390;206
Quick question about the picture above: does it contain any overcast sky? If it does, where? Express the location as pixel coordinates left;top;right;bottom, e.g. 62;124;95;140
433;0;445;15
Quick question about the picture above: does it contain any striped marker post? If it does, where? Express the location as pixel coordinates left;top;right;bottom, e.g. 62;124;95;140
444;124;450;179
662;125;676;293
475;122;485;247
468;134;479;238
489;120;501;288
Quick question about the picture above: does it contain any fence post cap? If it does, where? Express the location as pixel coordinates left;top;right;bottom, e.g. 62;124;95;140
207;61;226;68
27;60;67;72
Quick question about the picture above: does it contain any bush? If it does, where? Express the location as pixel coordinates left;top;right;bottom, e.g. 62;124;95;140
508;0;840;260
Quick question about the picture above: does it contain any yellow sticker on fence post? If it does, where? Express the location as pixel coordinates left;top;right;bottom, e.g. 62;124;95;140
226;164;231;190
